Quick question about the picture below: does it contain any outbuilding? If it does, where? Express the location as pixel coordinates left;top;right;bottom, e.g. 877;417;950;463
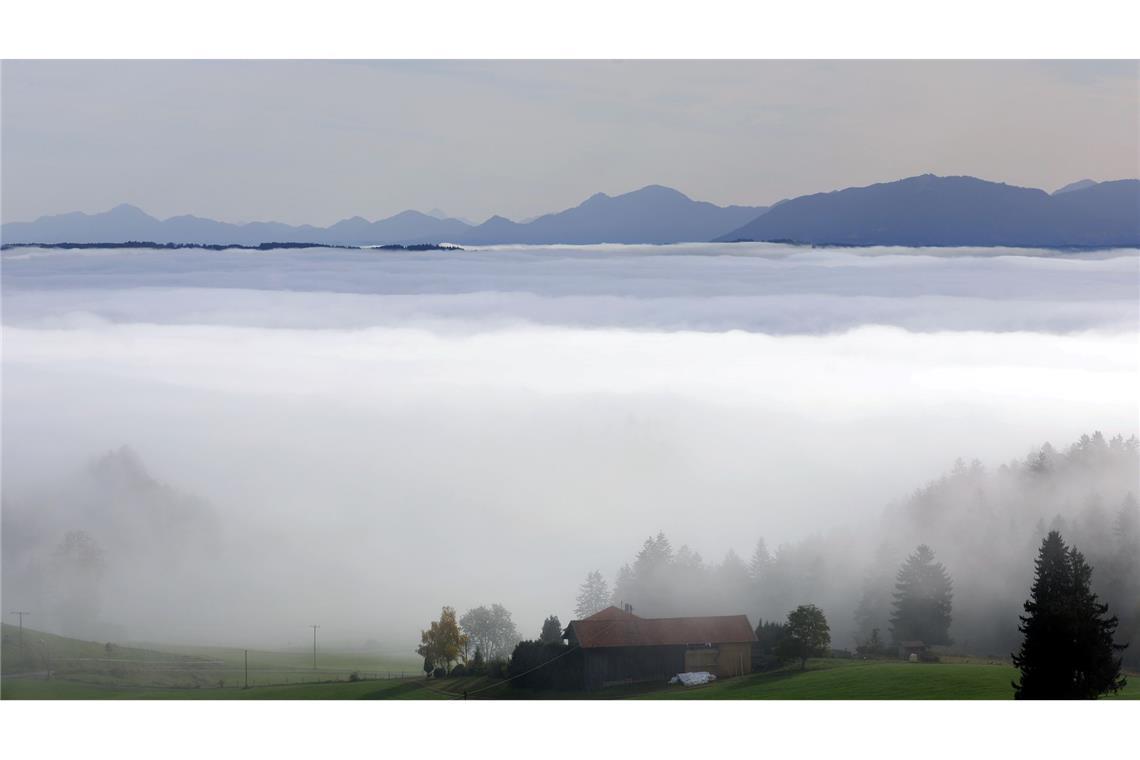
564;606;757;690
898;640;927;660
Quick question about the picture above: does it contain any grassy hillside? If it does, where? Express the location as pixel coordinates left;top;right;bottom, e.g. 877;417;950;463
1;623;219;687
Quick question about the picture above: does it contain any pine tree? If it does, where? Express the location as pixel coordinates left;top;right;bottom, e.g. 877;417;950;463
539;615;563;644
622;532;675;615
889;544;953;645
754;618;788;656
1068;548;1126;697
574;570;610;619
748;538;772;580
633;532;674;573
1012;531;1127;699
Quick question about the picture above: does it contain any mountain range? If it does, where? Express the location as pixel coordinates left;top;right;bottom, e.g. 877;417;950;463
3;175;1138;248
718;175;1140;247
0;185;765;248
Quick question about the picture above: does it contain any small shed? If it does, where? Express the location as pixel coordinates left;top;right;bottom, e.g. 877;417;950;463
898;640;926;660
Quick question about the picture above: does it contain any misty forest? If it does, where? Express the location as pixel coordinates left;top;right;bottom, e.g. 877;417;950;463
588;432;1138;664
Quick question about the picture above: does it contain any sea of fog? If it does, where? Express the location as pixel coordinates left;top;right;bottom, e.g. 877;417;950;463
2;242;1138;647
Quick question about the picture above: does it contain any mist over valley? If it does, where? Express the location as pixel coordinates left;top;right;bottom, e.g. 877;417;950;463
3;242;1136;665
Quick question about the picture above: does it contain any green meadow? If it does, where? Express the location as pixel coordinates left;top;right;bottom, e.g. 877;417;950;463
5;623;1135;701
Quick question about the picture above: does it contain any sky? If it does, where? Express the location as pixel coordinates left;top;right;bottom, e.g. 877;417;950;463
3;243;1137;646
2;60;1138;226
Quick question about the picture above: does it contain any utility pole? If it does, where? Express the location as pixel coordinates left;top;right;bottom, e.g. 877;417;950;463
244;649;249;689
308;625;319;670
10;611;30;646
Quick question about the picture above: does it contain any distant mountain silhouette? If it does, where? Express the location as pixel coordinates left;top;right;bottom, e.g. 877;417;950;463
2;186;766;247
7;177;1136;248
457;185;766;245
717;175;1140;247
426;208;475;225
0;205;468;247
1053;179;1099;195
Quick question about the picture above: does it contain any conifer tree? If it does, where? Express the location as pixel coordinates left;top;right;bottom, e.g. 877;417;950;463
889;544;953;645
574;570;611;619
749;538;772;580
539;615;563;644
1012;531;1127;699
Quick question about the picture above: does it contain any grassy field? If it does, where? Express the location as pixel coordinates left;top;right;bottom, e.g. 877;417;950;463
126;640;421;686
1;623;419;692
5;624;1136;700
6;657;1138;700
643;659;1017;699
2;677;441;700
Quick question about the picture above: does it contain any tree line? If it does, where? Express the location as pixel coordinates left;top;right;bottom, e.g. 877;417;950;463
572;432;1138;666
416;432;1133;697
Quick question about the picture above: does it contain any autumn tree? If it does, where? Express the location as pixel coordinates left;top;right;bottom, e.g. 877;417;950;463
416;606;467;675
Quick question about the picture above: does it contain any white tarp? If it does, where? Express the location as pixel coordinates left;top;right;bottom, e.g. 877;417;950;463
669;671;718;686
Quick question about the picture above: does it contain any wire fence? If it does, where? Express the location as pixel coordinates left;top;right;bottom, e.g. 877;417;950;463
4;657;418;690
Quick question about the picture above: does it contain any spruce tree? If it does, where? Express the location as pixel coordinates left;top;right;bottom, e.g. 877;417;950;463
539;615;563;644
889;544;953;645
1012;531;1127;699
574;570;611;619
1011;531;1073;697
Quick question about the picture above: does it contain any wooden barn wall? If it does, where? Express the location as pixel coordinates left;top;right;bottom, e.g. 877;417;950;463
581;642;755;688
582;645;687;689
715;643;753;677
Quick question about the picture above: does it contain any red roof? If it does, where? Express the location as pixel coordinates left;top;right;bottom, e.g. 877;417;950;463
581;606;641;622
569;607;756;649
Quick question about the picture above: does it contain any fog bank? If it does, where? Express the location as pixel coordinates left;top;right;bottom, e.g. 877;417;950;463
2;244;1137;651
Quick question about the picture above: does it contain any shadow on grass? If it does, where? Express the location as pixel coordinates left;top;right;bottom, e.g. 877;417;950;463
361;681;436;699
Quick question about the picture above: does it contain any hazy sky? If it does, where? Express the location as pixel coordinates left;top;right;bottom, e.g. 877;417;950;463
2;60;1138;226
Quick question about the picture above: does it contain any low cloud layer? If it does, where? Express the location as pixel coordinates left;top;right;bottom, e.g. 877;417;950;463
3;244;1137;333
2;244;1137;650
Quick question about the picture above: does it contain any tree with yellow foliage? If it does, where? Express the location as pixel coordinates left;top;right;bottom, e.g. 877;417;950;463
416;606;469;675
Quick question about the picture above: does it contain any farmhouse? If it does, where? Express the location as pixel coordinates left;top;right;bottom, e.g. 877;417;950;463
564;606;757;690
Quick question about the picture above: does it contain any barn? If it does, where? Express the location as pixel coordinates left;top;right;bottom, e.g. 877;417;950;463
564;606;757;690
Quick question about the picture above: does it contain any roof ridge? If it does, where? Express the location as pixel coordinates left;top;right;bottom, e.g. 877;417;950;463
638;614;750;622
569;613;757;648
